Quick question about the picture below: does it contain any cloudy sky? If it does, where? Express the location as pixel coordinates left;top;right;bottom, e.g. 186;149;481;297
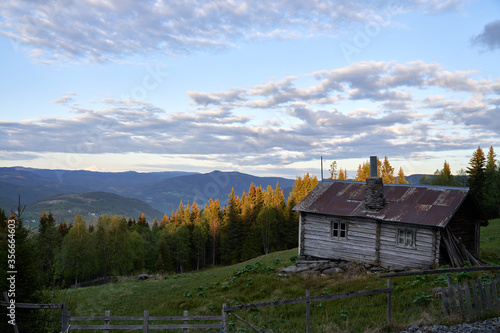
1;0;500;179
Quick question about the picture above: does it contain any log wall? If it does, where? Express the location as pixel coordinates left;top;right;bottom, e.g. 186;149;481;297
301;213;377;263
301;213;439;269
378;222;436;269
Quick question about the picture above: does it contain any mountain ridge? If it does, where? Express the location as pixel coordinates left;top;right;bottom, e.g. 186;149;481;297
0;167;295;223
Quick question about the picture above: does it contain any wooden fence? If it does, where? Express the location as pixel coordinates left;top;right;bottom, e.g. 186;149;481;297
221;280;393;333
379;266;500;321
2;283;393;333
441;274;500;319
64;310;222;332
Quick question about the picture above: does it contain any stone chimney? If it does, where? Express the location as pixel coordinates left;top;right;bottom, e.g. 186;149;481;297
364;156;385;211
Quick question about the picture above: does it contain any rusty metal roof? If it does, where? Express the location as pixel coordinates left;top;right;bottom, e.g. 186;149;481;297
293;180;476;228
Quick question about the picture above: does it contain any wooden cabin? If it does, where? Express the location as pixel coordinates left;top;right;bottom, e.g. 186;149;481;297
293;158;488;269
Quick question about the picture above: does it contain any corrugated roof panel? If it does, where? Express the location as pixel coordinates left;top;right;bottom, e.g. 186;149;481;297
294;180;470;228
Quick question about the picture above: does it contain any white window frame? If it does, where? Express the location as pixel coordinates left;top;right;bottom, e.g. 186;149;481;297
331;220;348;240
397;229;415;247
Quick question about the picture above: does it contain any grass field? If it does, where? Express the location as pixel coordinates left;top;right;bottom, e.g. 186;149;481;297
480;218;500;265
51;220;500;332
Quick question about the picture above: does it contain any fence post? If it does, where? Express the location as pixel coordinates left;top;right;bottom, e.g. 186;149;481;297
143;310;149;333
222;303;227;333
477;278;487;313
67;310;71;332
446;275;457;315
183;310;189;333
306;289;310;333
61;302;66;333
105;310;110;333
456;283;465;318
387;279;392;325
491;275;499;305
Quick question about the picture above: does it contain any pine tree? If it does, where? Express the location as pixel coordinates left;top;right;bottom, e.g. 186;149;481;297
220;188;243;264
283;173;318;249
152;217;159;231
37;211;61;287
255;206;279;254
484;146;499;217
273;182;286;210
338;168;348;180
396;167;409;184
354;161;371;181
160;213;169;229
204;199;222;266
432;161;455;186
0;200;40;331
137;213;148;228
192;218;208;270
155;238;174;273
58;222;69;237
467;146;486;205
381;156;395;183
354;164;365;181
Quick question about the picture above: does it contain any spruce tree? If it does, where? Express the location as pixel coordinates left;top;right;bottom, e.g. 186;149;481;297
467;146;486;206
220;189;243;264
484;146;499;217
0;201;43;332
432;161;455;186
37;211;61;287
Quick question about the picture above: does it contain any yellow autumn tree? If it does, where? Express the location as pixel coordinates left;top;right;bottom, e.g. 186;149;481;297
381;156;395;183
396;167;409;184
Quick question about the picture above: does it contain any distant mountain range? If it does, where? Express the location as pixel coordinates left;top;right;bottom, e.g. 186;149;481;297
0;167;295;225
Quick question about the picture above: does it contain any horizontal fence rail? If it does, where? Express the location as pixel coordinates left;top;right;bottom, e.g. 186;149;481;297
67;310;222;331
222;280;393;333
224;287;393;311
379;266;500;278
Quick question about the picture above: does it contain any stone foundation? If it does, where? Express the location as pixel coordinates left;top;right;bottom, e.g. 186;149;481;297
279;256;406;275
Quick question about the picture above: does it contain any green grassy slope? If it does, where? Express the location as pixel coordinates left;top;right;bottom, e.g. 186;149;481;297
480;218;500;265
49;220;500;332
52;246;500;332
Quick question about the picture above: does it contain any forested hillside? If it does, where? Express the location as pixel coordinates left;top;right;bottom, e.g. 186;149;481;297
24;192;163;224
0;174;317;289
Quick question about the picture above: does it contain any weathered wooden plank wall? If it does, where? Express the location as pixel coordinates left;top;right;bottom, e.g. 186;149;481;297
302;213;438;269
379;223;435;269
301;213;377;263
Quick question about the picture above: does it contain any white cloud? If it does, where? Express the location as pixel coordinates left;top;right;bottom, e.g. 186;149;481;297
0;0;466;62
2;60;499;170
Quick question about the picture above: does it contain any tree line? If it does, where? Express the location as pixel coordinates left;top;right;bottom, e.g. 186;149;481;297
0;174;318;289
328;156;409;184
420;146;500;219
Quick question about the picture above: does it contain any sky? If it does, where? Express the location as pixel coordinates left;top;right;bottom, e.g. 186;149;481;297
1;0;500;179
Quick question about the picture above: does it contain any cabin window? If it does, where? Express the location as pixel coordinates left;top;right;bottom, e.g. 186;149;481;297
397;229;414;246
331;221;347;239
